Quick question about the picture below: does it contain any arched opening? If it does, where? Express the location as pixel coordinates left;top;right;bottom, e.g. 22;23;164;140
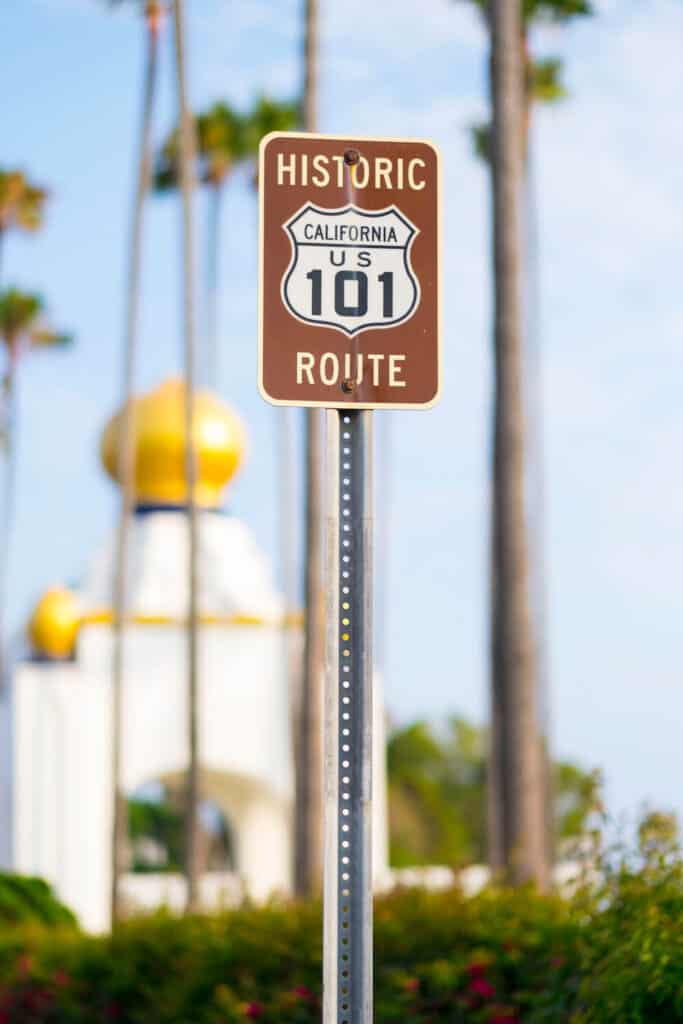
126;780;236;874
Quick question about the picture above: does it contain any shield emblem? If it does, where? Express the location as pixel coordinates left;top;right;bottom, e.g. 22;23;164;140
281;203;421;337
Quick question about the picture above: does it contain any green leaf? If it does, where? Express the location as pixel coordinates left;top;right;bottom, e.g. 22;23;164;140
529;57;567;103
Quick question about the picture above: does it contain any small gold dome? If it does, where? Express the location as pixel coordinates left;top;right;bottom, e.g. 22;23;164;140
100;378;247;508
28;586;80;660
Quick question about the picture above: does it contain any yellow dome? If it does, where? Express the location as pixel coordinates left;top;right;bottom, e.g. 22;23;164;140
100;378;247;508
28;586;80;660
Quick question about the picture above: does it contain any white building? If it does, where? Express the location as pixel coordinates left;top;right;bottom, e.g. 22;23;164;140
0;379;388;931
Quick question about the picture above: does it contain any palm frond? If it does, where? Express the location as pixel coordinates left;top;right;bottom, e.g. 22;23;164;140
529;57;567;103
196;101;247;185
454;0;593;26
470;121;491;163
243;95;301;156
524;0;593;21
0;289;72;355
0;170;48;234
0;289;44;341
153;127;181;192
29;328;74;349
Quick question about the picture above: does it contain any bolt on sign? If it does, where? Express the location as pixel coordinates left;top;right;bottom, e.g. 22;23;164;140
258;132;441;409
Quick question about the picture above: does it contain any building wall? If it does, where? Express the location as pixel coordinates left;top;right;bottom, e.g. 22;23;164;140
1;622;389;931
0;686;14;870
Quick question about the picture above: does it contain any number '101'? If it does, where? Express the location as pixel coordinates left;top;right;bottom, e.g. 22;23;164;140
306;269;394;318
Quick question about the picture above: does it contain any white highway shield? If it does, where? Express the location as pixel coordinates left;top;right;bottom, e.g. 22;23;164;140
281;203;421;337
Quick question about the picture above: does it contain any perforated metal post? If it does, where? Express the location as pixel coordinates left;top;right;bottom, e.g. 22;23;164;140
324;409;373;1024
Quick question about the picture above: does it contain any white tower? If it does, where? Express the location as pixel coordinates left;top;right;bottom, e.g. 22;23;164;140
0;379;388;931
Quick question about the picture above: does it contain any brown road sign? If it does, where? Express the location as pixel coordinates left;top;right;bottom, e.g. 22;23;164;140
258;132;441;409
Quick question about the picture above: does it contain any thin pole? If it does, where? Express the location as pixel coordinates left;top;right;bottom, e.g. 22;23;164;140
111;9;161;924
171;0;201;913
324;409;373;1024
295;0;325;898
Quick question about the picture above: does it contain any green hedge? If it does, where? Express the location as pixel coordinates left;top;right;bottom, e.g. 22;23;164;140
0;875;77;929
0;858;681;1022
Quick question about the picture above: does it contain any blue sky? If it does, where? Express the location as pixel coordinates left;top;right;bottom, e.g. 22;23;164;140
1;0;681;826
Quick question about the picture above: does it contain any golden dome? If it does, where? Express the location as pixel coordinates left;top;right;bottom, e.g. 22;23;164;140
100;378;247;508
28;586;80;660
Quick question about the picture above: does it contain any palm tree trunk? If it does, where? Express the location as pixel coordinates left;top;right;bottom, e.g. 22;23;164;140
0;361;16;694
171;0;201;914
488;0;548;888
295;0;325;899
205;182;223;387
110;8;161;925
302;0;318;131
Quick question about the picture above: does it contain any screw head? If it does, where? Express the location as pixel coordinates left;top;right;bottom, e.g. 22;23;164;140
341;379;355;393
344;148;360;166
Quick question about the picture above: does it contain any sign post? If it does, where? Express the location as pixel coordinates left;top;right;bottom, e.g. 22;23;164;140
323;406;373;1024
258;132;441;1024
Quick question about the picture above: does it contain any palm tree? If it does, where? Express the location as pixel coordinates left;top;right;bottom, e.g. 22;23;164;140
170;0;201;914
155;95;299;386
460;0;591;880
0;289;72;687
156;101;246;385
0;170;48;281
106;0;166;924
196;103;245;387
462;0;592;134
295;0;325;900
487;0;548;887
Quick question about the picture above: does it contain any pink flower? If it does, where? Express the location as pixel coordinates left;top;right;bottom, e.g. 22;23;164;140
245;1002;264;1019
469;977;496;999
404;977;420;993
551;955;566;969
54;969;70;988
293;985;313;1000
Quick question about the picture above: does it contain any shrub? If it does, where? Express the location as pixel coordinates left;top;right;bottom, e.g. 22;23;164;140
0;886;581;1023
0;857;680;1022
0;875;77;928
572;852;683;1022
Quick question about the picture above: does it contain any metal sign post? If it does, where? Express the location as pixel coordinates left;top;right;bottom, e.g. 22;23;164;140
324;409;373;1024
257;131;441;1024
